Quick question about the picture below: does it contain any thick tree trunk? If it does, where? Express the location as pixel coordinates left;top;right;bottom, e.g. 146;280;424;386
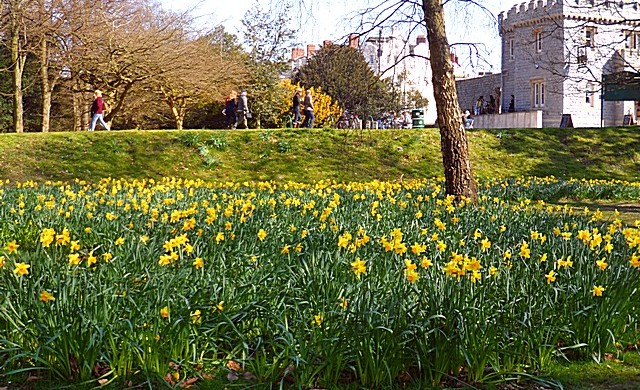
10;17;24;133
40;38;52;133
423;0;477;202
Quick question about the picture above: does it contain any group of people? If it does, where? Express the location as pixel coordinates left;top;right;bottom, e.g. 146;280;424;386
223;90;251;129
292;88;314;128
223;87;314;129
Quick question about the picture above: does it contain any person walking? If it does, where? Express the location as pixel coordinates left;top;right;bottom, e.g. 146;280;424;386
301;89;314;128
474;96;484;116
224;91;237;129
292;88;302;128
89;90;110;131
235;90;250;129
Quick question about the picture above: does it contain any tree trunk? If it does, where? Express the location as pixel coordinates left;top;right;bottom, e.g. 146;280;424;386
422;0;477;202
73;92;80;131
40;37;52;133
10;14;24;133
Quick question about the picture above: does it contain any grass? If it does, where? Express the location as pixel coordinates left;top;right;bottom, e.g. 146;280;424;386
0;127;639;183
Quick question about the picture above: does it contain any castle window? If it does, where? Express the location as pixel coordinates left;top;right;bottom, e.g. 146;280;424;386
509;38;515;60
532;80;545;108
535;30;543;52
624;30;639;50
585;27;596;48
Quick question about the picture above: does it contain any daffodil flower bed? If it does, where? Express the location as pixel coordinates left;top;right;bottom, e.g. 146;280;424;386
0;177;638;388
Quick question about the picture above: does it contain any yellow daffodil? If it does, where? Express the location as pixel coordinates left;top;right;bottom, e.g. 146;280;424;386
350;258;367;278
4;241;19;254
596;258;608;271
545;270;556;284
191;309;202;324
592;285;605;296
160;306;169;319
193;257;204;269
39;290;55;303
257;229;267;241
13;263;30;276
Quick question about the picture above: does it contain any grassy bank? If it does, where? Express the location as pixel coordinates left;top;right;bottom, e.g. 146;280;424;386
0;127;639;183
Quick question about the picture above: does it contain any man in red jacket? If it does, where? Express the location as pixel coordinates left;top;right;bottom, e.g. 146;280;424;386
89;90;110;131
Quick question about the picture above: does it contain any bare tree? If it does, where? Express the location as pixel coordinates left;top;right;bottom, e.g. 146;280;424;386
153;33;246;129
335;0;480;201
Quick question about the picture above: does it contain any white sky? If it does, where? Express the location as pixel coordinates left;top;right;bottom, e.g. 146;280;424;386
160;0;525;73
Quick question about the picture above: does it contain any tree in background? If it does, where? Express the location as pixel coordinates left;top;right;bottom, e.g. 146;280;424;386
293;44;397;118
149;28;246;130
241;1;295;128
278;79;342;128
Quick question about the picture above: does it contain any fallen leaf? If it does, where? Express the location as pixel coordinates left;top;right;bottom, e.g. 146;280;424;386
227;372;239;381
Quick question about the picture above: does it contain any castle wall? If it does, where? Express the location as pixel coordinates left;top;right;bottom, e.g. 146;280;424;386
455;74;501;113
499;0;640;127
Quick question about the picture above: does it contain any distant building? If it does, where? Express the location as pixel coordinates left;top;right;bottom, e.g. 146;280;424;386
361;33;441;126
290;33;468;126
457;0;640;127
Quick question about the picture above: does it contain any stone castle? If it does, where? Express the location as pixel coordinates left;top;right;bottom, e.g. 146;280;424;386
458;0;640;127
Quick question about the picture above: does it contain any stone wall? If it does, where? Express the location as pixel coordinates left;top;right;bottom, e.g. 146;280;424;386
455;74;502;113
470;110;543;129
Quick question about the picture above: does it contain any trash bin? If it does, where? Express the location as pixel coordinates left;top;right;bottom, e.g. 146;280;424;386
411;109;425;129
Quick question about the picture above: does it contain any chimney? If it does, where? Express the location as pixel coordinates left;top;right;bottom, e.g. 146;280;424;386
323;40;333;47
348;33;360;48
307;44;316;57
291;48;304;60
416;35;427;45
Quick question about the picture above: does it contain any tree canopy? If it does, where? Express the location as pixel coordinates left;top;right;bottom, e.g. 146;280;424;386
293;44;400;117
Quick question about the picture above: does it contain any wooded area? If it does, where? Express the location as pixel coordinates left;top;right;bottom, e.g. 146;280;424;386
0;0;248;132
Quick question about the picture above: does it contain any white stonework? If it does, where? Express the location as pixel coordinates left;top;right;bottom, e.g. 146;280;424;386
498;0;640;127
360;34;465;126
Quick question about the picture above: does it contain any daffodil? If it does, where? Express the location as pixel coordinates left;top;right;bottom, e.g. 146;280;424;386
160;306;169;319
313;313;324;327
191;309;202;324
545;270;556;284
193;257;204;269
592;285;605;296
39;290;55;303
13;262;30;276
596;258;608;271
350;258;367;278
257;229;267;241
4;241;19;254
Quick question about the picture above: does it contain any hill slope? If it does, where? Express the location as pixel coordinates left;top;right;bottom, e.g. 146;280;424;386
0;127;639;183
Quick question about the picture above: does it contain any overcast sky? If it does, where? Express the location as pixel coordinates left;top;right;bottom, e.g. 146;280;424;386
160;0;526;73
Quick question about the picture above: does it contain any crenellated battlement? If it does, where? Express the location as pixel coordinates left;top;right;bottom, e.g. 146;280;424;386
501;0;640;27
501;0;562;26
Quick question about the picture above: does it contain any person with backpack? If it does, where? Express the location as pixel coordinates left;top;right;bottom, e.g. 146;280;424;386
89;90;110;131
